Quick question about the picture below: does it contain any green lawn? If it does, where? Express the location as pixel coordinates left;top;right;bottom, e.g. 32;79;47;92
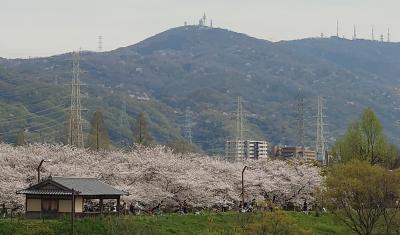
0;212;352;235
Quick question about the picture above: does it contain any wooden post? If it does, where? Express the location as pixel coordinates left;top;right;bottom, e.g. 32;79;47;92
99;197;103;215
24;198;27;218
71;189;75;235
117;197;120;216
40;198;43;220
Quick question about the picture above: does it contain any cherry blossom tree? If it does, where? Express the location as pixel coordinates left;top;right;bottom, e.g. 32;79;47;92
0;144;322;212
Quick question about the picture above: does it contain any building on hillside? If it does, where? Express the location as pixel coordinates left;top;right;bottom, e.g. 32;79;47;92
271;146;316;161
225;140;269;161
17;176;128;219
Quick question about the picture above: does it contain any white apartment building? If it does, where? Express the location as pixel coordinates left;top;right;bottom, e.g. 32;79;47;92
225;140;269;161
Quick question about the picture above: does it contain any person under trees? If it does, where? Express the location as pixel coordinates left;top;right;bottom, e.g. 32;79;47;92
331;107;398;168
132;112;153;147
87;110;110;150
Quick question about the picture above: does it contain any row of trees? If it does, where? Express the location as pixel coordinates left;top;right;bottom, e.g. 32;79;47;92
85;111;154;150
331;107;399;168
321;108;400;235
13;111;154;150
14;110;198;153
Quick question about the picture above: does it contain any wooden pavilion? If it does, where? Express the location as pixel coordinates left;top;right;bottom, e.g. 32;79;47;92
17;176;129;219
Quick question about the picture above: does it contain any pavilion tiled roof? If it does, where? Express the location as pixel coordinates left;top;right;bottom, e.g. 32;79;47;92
17;176;129;196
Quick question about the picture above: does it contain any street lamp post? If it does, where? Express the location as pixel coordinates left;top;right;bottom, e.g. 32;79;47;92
37;159;50;183
241;166;248;211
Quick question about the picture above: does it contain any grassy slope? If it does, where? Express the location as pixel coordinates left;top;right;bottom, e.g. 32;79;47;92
0;212;352;235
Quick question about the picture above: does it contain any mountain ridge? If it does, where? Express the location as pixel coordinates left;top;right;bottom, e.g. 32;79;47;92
0;25;399;153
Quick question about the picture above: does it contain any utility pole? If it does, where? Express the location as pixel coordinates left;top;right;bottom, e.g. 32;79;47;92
184;107;193;144
296;90;305;150
71;188;75;235
68;51;84;148
241;166;248;211
316;96;327;165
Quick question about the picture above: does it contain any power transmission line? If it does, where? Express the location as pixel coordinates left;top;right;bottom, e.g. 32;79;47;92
0;104;66;124
27;114;66;129
0;111;65;135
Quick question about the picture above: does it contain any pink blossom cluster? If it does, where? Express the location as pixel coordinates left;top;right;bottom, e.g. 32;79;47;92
0;144;322;211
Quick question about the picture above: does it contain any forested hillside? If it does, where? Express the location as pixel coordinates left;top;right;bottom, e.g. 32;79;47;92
1;25;400;153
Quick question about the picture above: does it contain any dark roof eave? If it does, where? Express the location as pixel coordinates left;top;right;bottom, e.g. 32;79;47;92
16;177;130;196
80;191;129;196
16;190;129;196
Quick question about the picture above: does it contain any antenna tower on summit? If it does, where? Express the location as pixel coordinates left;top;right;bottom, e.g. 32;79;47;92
336;20;339;37
316;96;327;165
184;107;193;144
353;25;357;40
98;36;103;52
68;51;84;148
372;27;375;41
387;28;391;42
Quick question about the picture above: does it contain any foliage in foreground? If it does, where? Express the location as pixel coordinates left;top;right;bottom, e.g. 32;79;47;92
320;160;400;235
0;212;350;235
331;108;398;168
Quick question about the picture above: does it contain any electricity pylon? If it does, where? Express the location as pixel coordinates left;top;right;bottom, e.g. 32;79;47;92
236;96;244;141
184;107;193;144
316;96;327;165
296;90;305;149
68;51;84;148
119;101;129;128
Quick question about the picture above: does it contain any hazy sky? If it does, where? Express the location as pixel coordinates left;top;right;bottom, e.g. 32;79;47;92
1;0;399;58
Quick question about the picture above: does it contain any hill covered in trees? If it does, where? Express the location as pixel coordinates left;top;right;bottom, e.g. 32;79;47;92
1;26;400;153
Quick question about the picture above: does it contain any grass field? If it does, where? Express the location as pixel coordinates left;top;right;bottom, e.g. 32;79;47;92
0;212;352;235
